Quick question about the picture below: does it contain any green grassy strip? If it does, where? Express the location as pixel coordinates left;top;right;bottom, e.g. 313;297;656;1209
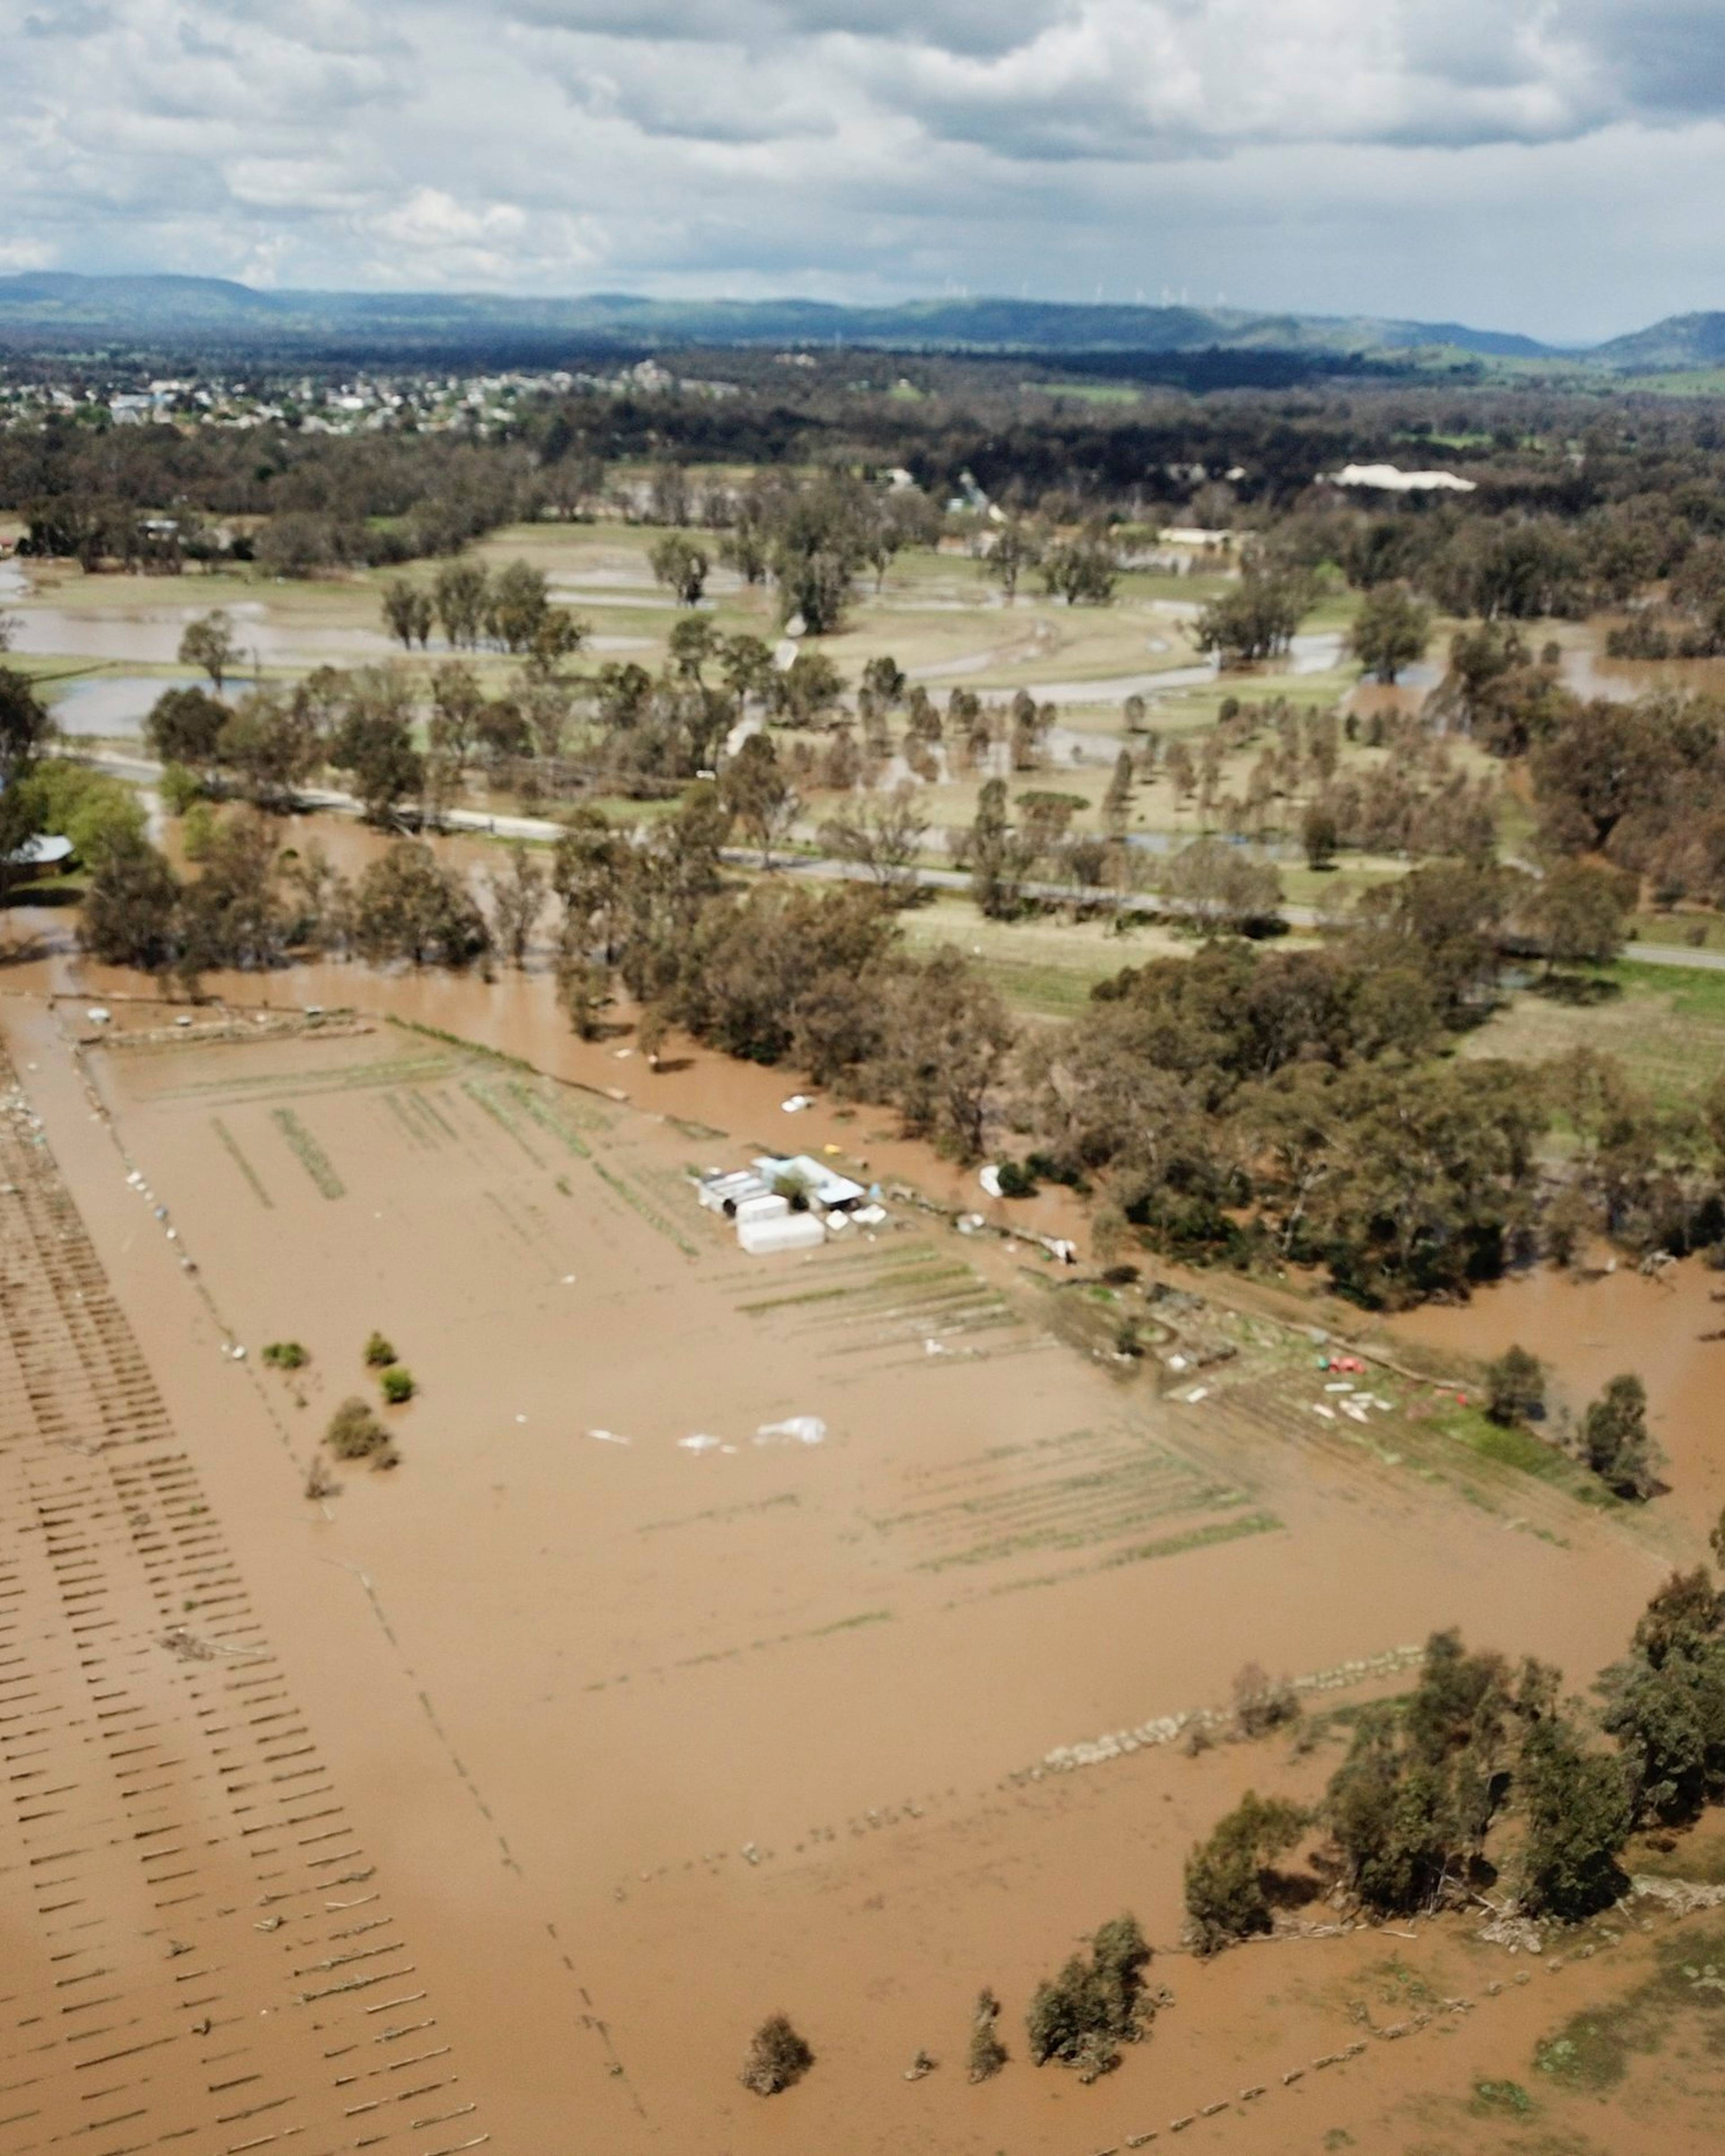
637;1492;802;1538
1101;1509;1281;1567
914;1487;1243;1573
736;1261;976;1316
460;1078;547;1166
737;1281;871;1315
748;1609;894;1651
1614;956;1725;1022
1427;1402;1616;1508
270;1108;344;1199
387;1015;622;1124
211;1117;273;1208
482;1187;539;1255
157;1052;456;1103
381;1090;433;1150
981;1511;1283;1598
590;1160;699;1257
413;1087;461;1140
504;1079;593;1159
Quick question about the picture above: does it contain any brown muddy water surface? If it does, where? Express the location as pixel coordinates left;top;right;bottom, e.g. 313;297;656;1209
0;931;1721;2154
1395;1258;1725;1544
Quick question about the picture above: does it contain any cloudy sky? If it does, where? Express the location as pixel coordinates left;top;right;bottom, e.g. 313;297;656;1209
1;0;1722;340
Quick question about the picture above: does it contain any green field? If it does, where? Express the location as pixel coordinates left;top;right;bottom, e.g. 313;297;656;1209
1462;958;1725;1100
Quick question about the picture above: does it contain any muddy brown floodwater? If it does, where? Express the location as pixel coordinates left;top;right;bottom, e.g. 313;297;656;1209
0;915;1721;2155
1394;1258;1725;1546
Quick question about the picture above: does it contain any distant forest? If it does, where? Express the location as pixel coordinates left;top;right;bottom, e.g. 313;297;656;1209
7;362;1725;583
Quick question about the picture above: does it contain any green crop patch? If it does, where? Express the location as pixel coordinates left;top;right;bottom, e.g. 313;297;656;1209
270;1108;344;1199
212;1117;273;1208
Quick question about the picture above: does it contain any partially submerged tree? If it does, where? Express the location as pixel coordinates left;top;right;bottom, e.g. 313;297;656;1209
1349;582;1432;684
330;672;423;825
1598;1568;1725;1824
1025;1913;1152;2081
180;810;291;972
178;608;241;691
1580;1373;1661;1500
1324;1630;1554;1915
866;945;1013;1162
1184;1791;1308;1954
484;842;547;968
967;1989;1008;2083
1515;1710;1633;1920
351;841;490;968
1195;565;1315;666
649;532;710;606
80;832;185;974
1485;1345;1546;1427
556;945;613;1041
1233;1661;1300;1738
146;684;230;777
325;1396;397;1468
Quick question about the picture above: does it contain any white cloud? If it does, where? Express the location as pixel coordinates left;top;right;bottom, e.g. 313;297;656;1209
0;0;1719;338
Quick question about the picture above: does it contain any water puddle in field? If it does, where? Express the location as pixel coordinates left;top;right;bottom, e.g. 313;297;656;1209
46;672;164;736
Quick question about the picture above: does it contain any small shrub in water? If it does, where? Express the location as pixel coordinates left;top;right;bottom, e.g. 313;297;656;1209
739;2014;813;2096
326;1396;394;1466
379;1365;416;1405
1232;1660;1300;1738
363;1330;397;1368
967;1988;1008;2082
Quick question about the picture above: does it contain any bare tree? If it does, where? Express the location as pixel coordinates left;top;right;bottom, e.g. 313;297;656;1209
818;782;929;901
485;843;547;968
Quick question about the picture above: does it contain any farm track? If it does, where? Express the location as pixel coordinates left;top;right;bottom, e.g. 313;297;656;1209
0;1059;487;2156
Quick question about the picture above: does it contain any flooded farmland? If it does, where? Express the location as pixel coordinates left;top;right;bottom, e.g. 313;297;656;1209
0;924;1717;2156
2;532;1723;2155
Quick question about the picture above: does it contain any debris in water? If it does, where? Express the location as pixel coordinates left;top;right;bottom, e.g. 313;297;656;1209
754;1417;827;1447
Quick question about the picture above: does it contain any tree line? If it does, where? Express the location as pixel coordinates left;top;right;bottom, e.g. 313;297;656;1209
77;764;1725;1316
18;364;1725;593
1187;1520;1725;1951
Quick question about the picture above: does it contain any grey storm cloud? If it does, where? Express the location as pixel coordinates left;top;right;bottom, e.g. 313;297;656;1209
0;0;1723;339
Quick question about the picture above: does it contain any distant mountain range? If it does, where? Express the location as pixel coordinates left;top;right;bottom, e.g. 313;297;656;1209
0;271;1717;375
